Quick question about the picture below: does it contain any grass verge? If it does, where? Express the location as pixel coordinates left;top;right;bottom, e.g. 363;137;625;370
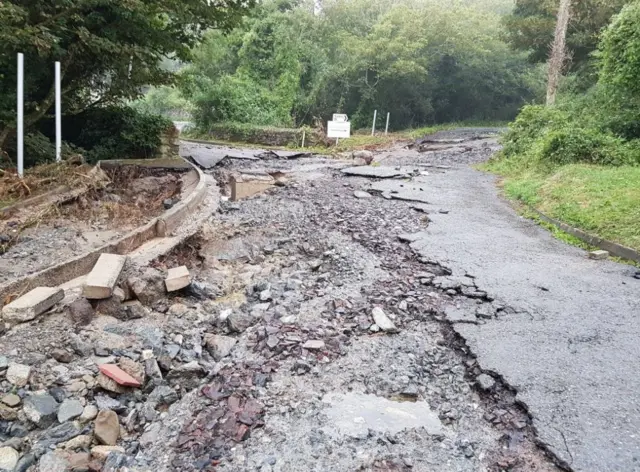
483;157;640;253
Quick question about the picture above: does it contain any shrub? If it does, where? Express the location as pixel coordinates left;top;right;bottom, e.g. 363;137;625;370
500;105;569;158
58;107;173;163
539;127;638;166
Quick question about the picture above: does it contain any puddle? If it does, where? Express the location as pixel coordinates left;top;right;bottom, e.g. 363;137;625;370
322;392;444;438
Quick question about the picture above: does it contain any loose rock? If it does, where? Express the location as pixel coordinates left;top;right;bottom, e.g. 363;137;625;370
0;447;19;471
6;363;31;387
371;307;398;333
204;334;237;361
94;410;120;446
58;399;84;423
23;393;59;427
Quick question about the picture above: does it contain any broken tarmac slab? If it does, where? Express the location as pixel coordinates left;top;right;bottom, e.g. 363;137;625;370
340;166;416;179
2;286;64;323
84;254;127;300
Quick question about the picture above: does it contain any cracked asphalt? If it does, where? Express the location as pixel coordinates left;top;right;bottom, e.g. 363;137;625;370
375;131;640;472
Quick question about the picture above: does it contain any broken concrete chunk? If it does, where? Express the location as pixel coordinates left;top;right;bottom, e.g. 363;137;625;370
204;334;237;361
6;363;31;387
0;447;19;471
165;266;191;292
353;150;374;164
589;250;609;260
23;393;59;427
230;174;275;201
341;166;414;179
91;445;125;462
98;364;141;388
476;374;496;392
94;410;120;446
371;307;398;333
2;286;64;323
84;254;127;299
302;340;326;350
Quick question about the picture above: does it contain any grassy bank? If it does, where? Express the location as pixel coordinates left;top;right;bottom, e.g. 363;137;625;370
484;158;640;252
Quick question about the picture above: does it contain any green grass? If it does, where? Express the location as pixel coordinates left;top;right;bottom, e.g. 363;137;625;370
484;156;640;252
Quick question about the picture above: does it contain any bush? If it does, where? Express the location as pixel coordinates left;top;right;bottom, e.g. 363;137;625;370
54;107;173;163
540;127;639;166
500;105;569;159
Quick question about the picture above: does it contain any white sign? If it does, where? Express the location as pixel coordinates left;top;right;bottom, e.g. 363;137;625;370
327;121;351;138
333;114;348;123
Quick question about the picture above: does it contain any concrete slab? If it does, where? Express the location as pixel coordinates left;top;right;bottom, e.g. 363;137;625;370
83;254;127;300
165;266;191;292
187;146;261;169
2;287;64;323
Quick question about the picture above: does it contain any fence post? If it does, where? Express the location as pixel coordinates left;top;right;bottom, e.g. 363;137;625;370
371;110;377;136
55;61;62;162
16;54;24;178
385;113;390;135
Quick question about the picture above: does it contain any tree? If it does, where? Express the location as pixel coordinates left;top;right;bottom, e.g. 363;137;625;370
503;0;630;72
546;0;571;104
0;0;254;151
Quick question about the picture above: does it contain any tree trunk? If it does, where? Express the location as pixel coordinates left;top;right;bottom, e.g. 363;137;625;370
546;0;572;105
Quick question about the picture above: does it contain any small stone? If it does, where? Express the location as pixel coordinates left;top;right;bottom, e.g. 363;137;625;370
369;324;380;333
64;434;92;450
0;404;18;421
302;340;325;350
118;358;145;385
58;399;84;423
144;358;163;380
95;395;122;412
94;410;120;445
371;307;398;333
168;303;188;317
96;373;127;394
121;300;146;320
68;452;91;470
353;150;374;164
39;451;70;472
91;445;125;462
259;289;272;302
227;312;255;333
23;393;59;427
69;299;95;325
52;349;73;363
1;393;21;407
95;297;123;318
6;363;31;387
81;405;99;422
476;374;496;391
353;190;372;199
204;334;237;361
0;447;19;471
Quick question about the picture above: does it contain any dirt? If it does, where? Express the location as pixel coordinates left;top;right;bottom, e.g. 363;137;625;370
0;166;185;285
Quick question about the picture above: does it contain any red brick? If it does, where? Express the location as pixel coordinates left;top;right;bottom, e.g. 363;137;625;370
98;364;141;387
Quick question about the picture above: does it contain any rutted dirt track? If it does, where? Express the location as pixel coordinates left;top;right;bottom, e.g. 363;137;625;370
1;131;637;471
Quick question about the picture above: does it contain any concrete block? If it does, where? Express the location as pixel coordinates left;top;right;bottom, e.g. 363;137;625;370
2;287;64;323
230;174;275;201
589;250;609;260
84;254;127;299
165;266;191;292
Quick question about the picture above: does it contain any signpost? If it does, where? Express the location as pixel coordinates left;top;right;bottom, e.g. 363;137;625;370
328;114;351;145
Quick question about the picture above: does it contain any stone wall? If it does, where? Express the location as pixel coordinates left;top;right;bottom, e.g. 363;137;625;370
207;124;324;147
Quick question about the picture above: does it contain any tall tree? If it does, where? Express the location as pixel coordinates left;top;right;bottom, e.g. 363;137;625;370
0;0;254;150
546;0;571;104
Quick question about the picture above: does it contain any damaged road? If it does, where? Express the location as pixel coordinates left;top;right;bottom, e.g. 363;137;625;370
0;130;634;472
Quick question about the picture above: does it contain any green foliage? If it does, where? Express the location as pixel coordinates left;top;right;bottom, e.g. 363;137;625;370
185;0;544;132
57;107;173;163
503;0;630;85
0;0;254;152
599;1;640;99
132;86;193;120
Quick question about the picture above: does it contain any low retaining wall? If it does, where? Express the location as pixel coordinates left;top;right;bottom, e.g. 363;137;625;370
0;158;208;307
206;124;324;148
531;207;640;263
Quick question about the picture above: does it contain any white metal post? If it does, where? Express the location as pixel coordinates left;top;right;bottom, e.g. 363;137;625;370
17;53;24;178
302;130;306;148
385;112;390;135
55;61;62;162
371;110;377;136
